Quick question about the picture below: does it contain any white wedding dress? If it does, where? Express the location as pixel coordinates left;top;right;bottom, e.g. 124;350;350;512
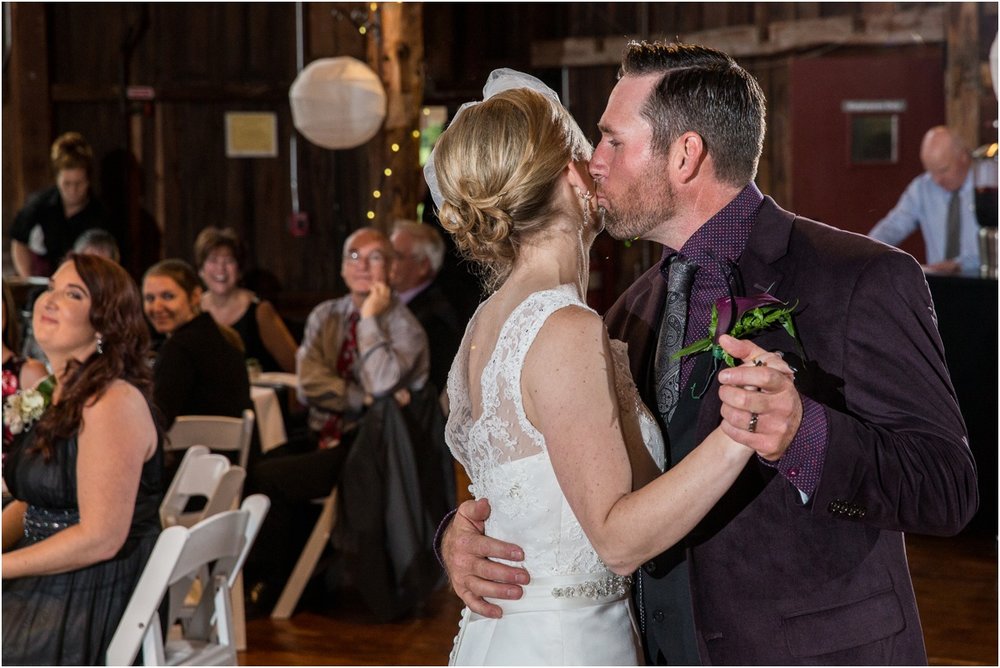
446;284;665;665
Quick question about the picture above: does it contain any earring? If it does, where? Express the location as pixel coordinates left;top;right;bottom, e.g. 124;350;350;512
96;333;104;355
579;189;593;228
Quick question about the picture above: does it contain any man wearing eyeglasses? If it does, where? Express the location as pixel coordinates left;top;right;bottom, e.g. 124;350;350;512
244;226;429;615
296;226;430;444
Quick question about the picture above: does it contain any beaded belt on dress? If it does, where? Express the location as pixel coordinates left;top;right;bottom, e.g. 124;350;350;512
482;571;632;615
23;505;80;541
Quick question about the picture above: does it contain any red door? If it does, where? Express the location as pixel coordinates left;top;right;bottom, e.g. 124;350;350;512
789;53;945;263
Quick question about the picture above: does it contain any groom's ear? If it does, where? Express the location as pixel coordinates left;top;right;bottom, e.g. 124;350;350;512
674;132;707;183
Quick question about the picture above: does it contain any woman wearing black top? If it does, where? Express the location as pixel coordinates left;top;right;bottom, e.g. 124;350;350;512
141;259;251;467
195;226;298;373
10;132;107;277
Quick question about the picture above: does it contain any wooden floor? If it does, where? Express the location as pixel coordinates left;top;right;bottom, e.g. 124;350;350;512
240;529;998;666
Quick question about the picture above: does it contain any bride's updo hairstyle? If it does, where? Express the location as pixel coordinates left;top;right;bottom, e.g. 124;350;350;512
433;87;591;290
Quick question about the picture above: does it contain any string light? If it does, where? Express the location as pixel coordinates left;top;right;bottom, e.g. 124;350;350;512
355;3;426;226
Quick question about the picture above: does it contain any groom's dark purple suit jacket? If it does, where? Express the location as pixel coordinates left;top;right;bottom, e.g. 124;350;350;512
605;196;979;665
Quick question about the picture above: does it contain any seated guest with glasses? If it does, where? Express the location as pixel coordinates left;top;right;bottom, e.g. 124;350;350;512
244;226;428;614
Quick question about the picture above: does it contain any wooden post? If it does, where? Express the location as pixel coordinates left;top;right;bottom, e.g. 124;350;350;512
946;3;981;148
6;4;52;209
367;2;424;230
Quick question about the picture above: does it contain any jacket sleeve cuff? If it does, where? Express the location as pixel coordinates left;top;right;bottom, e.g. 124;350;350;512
757;396;829;499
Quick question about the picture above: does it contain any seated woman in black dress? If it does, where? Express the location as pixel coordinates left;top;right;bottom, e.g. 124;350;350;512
142;259;252;471
195;226;298;373
2;253;161;665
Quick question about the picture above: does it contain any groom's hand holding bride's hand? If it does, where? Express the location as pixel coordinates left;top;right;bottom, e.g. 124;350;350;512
442;497;530;618
716;335;802;461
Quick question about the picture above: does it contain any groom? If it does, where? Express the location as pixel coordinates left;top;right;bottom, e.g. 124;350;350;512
440;41;978;664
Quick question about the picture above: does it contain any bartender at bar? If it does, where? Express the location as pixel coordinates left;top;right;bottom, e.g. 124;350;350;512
868;126;980;275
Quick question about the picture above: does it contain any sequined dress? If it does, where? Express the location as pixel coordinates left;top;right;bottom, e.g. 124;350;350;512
2;429;162;665
445;285;665;665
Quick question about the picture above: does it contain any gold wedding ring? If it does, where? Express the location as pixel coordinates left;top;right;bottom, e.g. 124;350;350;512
748;412;759;433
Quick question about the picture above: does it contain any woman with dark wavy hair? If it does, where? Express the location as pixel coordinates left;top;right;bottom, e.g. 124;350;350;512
2;253;162;665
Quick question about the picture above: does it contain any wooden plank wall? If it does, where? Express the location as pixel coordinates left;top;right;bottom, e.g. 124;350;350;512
3;2;996;318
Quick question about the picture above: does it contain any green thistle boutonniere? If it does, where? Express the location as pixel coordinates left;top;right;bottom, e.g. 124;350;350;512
673;294;799;367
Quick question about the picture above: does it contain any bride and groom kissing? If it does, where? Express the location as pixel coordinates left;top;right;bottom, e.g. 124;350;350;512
430;41;977;665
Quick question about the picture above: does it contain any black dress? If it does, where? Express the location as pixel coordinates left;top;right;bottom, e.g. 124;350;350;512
231;299;281;372
1;429;163;665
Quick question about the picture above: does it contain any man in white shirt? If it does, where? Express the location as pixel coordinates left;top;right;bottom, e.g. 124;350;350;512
869;126;980;275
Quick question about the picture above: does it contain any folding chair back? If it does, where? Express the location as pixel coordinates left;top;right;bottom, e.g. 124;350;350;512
106;494;269;666
166;410;255;469
159;446;246;528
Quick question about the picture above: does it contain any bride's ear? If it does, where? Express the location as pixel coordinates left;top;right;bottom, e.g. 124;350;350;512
565;160;594;197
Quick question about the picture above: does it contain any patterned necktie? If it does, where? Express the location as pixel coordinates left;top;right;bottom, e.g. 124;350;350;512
945;190;961;260
654;255;699;424
318;311;360;449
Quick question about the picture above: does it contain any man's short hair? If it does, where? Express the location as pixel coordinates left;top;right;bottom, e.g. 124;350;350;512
620;41;766;187
343;226;393;258
72;228;120;263
392;220;446;274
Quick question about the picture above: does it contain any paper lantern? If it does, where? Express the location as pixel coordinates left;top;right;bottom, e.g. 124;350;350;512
290;57;387;150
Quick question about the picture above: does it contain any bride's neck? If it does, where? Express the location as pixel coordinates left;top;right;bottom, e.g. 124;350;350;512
508;216;592;299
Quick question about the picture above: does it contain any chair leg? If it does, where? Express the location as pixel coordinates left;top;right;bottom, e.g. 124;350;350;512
232;572;247;651
270;491;338;620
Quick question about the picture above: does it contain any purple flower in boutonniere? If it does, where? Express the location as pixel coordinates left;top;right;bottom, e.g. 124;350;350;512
672;293;799;368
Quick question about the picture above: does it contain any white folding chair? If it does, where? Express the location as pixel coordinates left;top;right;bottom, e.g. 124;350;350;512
166;409;255;469
106;494;270;666
158;446;249;649
270;490;338;620
159;446;246;529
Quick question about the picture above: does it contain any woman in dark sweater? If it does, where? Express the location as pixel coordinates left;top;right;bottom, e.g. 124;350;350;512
142;259;251;439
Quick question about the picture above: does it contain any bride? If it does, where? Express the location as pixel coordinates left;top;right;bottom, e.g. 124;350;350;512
426;70;793;665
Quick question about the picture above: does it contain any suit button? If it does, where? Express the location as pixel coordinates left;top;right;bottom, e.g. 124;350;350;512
644;561;657;575
653;610;665;622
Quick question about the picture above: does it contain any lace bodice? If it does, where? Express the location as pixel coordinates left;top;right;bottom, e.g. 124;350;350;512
446;285;665;578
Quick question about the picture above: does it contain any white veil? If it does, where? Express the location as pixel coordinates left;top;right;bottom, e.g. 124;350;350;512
422;68;564;211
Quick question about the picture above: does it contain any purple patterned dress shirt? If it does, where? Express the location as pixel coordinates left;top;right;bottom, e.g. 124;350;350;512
662;183;828;498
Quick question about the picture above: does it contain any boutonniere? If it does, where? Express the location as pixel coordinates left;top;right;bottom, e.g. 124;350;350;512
3;375;57;436
673;293;799;367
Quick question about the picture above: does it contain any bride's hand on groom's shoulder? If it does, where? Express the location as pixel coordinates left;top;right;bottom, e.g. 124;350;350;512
715;335;802;461
443;498;531;618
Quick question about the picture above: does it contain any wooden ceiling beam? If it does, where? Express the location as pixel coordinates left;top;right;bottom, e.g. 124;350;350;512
530;5;945;68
